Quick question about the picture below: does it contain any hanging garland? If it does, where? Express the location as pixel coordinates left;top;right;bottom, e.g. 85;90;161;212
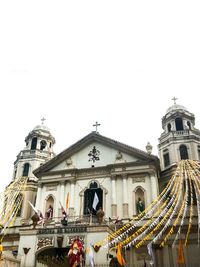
0;176;28;242
94;160;200;251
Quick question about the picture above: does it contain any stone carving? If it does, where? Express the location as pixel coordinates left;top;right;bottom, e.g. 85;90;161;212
37;237;53;250
115;151;125;163
66;158;72;167
68;236;85;245
116;151;123;160
46;183;57;191
79;169;108;176
88;146;100;163
132;177;145;183
146;142;153;155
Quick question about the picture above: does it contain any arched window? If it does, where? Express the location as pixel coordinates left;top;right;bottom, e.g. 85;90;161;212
22;163;30;177
84;181;103;215
175;117;184;131
163;149;170;167
180;145;189;160
40;140;47;151
167;123;171;132
31;137;37;150
135;187;145;215
187;121;191;130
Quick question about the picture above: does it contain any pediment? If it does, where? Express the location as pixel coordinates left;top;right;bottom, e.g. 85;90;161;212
34;132;158;176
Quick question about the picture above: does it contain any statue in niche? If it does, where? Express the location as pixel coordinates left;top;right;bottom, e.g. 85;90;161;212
46;204;53;219
136;197;145;214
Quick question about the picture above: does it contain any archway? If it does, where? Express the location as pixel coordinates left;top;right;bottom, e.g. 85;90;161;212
135;187;145;215
180;144;189;160
36;247;70;267
84;181;103;215
175;117;183;131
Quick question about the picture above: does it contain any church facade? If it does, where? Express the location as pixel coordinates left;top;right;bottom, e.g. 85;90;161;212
1;101;200;267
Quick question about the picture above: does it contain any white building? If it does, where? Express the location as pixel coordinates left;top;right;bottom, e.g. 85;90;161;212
1;101;200;267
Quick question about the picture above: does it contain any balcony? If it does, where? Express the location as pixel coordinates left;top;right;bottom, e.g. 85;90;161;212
17;215;132;235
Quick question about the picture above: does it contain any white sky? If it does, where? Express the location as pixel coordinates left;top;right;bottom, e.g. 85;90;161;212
0;1;200;190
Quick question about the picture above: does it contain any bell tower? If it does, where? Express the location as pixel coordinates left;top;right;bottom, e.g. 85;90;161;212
158;99;200;188
13;120;55;222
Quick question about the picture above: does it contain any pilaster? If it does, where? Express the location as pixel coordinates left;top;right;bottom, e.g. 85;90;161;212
122;175;129;217
111;176;117;217
35;183;42;210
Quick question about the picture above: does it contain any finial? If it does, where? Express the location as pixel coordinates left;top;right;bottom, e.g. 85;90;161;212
172;97;178;105
93;121;101;133
146;142;153;155
41;117;46;124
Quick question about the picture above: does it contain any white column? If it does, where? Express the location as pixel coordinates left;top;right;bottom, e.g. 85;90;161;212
57;181;65;217
122;175;129;217
111;177;117;204
70;182;75;207
69;180;75;215
60;182;65;205
111;176;117;217
54;183;61;218
35;183;42;210
123;175;128;203
150;173;158;201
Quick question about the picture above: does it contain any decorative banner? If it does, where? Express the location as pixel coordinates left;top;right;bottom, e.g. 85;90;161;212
93;160;200;255
0;176;28;242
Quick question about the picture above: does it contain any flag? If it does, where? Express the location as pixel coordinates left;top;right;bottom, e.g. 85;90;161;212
116;243;125;266
66;193;70;209
28;200;43;219
88;244;94;267
92;192;99;211
28;200;38;214
177;239;185;265
147;243;155;266
59;201;67;217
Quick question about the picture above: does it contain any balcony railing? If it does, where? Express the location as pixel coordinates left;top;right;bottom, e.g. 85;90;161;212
19;215;131;231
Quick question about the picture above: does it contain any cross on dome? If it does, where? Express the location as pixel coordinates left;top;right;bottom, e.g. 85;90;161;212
172;97;178;105
41;117;46;124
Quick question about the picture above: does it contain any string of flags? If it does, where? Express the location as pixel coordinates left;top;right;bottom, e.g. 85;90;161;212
0;176;28;242
92;159;199;266
0;159;199;266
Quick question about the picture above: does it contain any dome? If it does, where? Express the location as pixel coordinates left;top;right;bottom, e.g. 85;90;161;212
33;124;50;133
166;104;188;114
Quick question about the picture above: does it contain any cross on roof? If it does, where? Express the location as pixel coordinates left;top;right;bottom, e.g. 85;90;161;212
41;117;46;124
93;121;101;133
172;97;178;105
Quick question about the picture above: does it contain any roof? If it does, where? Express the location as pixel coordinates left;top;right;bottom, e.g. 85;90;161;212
166;104;188;114
33;124;51;133
33;131;159;175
